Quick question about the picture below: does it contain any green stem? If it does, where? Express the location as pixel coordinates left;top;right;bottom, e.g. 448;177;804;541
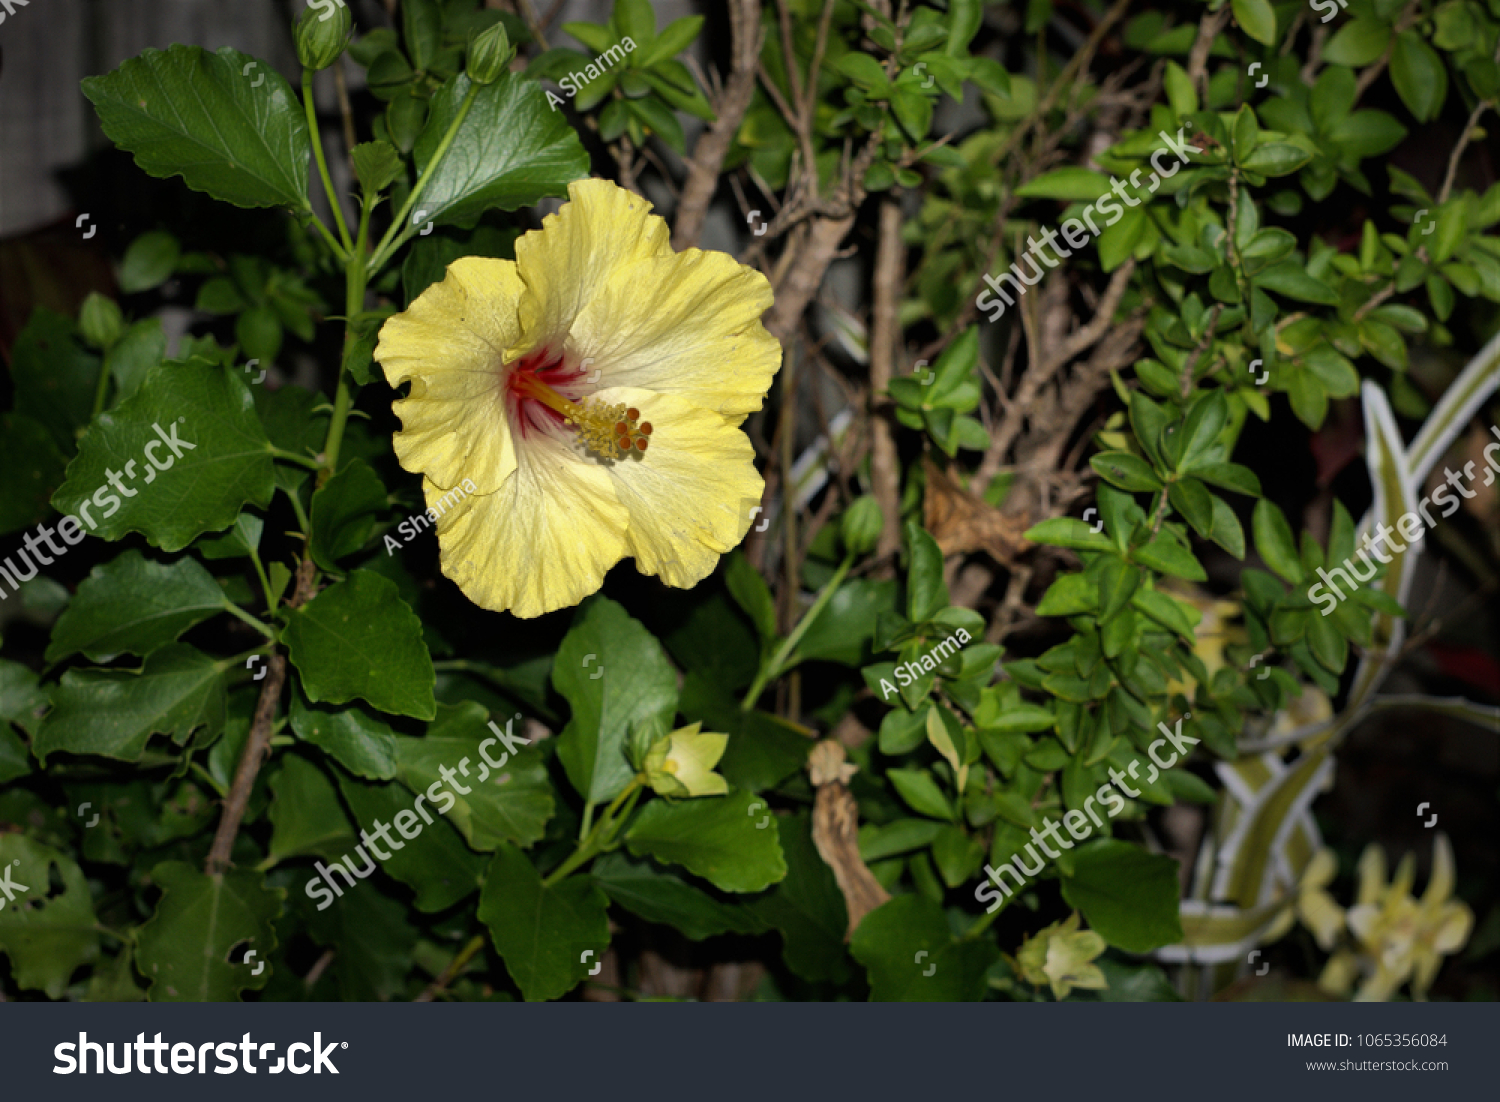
306;215;349;264
222;602;275;640
303;69;353;255
368;83;482;275
544;777;643;886
285;483;313;536
246;543;276;613
268;447;323;470
741;554;855;710
190;761;227;799
90;359;112;420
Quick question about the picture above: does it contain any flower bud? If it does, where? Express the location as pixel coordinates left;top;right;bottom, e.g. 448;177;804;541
78;292;123;351
295;1;353;72
840;495;884;556
466;20;513;85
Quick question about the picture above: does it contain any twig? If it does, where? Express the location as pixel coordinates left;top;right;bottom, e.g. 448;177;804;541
204;558;317;876
1355;0;1423;100
304;949;335;989
672;0;764;249
415;933;486;1002
870;196;905;558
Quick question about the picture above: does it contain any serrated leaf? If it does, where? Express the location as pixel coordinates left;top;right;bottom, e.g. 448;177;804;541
554;595;678;806
289;687;399;781
412;71;589;229
284;570;436;720
45;550;231;664
51;361;276;552
625;789;788;892
590;852;763;940
0;835;100;998
33;644;227;765
136;862;283;1001
478;842;609;1002
81;46;311;212
850;893;998;1000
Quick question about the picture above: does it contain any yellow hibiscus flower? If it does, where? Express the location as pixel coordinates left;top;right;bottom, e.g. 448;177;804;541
374;178;781;618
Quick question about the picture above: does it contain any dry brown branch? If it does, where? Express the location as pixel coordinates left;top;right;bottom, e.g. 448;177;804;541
1187;8;1231;96
870;196;905;558
672;0;764;250
808;742;890;937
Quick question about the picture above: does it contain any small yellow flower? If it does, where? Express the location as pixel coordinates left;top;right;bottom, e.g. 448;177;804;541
375;179;781;618
643;722;729;798
1319;834;1472;1001
1016;912;1109;1000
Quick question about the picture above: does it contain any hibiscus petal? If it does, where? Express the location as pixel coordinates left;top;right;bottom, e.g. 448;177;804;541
514;178;673;349
376;257;524;493
591;388;762;588
572;248;780;424
424;437;629;619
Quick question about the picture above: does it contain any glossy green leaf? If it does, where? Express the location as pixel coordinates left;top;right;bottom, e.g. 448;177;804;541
626;789;788;892
136;862;282;1001
1059;839;1182;952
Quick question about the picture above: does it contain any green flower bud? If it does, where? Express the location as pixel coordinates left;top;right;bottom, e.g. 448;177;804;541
295;1;353;72
466;20;513;86
643;722;729;799
840;495;884;556
1016;911;1108;1000
78;292;123;351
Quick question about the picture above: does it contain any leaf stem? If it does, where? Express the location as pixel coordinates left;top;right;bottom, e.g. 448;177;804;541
268;446;323;470
246;542;276;613
90;358;112;420
222;601;275;640
544;777;644;886
303;69;353;255
368;82;482;274
741;554;854;710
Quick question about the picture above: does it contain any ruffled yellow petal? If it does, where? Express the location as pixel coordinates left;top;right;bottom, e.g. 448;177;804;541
1430;902;1472;954
572;248;781;423
377;257;524;493
1298;888;1346;951
514;178;672;349
591;388;762;588
423;437;629;619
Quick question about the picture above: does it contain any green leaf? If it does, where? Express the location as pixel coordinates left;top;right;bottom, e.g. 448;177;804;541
136;862;283;1001
81;46;311;212
45;550;230;664
33;645;227;765
352;140;401;196
1324;19;1391;67
1193;462;1262;496
905;522;949;621
745;812;851;982
1254;261;1339;305
590;853;763;940
1231;0;1277;46
724;550;778;650
107;319;168;403
289;687;399;781
336;771;483;912
1024;517;1115;551
412;71;589;228
310;458;387;571
284;570;436;720
640;16;702;66
887;767;956;820
554;595;678;806
478;842;610;1002
625;789;787;892
1252;498;1305;584
1208;494;1246;559
1240;142;1311;177
303;884;418;1002
1390;32;1447;123
1091;451;1163;491
119;231;181;293
1015;166;1112;200
1059;839;1182;952
1132;533;1208;582
10;309;101;453
268;753;358;859
0;414;68;536
393;702;554;849
0;835;100;998
51;361;276;552
850;894;999;1000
